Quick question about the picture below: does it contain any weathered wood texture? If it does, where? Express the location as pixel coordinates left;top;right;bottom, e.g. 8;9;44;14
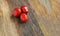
0;0;60;36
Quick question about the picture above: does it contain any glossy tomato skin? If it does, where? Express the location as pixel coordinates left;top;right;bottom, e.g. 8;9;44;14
20;13;28;22
21;5;28;14
13;8;21;17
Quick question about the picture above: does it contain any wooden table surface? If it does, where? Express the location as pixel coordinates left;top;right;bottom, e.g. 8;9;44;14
0;0;60;36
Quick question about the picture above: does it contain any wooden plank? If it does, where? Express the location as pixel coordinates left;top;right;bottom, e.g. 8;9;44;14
0;0;44;36
28;0;60;36
0;0;60;36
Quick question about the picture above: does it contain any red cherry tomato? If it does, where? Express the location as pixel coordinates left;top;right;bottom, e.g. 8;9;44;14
13;8;21;17
20;13;28;22
21;5;28;14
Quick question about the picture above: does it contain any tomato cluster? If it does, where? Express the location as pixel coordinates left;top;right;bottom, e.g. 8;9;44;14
13;5;28;22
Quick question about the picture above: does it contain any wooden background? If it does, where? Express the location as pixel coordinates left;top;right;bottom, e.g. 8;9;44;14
0;0;60;36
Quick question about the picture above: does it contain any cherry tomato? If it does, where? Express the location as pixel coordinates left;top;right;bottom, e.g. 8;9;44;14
21;5;28;14
20;13;28;22
13;8;21;17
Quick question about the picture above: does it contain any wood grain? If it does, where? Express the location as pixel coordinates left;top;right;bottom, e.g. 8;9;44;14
0;0;60;36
